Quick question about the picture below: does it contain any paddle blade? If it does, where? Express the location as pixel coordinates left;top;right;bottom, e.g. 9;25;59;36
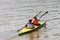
45;11;48;14
39;11;48;18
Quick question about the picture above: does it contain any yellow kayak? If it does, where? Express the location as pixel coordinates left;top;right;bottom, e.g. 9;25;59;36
18;21;46;36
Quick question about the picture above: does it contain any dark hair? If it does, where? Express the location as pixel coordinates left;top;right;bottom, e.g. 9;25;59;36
29;19;32;23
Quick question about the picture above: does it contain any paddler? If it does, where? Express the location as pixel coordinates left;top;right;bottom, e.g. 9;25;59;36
25;19;34;29
32;16;40;26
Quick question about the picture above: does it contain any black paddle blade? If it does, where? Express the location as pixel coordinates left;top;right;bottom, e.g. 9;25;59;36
45;11;48;14
39;11;48;18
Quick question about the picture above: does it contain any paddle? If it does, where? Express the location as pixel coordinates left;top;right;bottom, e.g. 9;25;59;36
17;11;42;32
39;11;48;19
34;11;42;17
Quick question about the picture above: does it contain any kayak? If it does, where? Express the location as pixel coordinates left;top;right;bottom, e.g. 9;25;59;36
18;21;46;36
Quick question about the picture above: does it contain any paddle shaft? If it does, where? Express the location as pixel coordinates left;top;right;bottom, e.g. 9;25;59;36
39;11;48;19
34;11;42;17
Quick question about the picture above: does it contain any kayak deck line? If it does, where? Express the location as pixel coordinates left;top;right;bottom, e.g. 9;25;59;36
18;21;46;36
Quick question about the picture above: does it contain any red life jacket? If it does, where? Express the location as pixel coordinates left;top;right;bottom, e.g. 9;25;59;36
33;18;39;26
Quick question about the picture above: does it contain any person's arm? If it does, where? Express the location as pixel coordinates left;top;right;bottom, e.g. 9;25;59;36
32;19;34;23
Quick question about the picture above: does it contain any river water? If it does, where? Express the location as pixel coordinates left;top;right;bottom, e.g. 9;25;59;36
0;0;60;40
